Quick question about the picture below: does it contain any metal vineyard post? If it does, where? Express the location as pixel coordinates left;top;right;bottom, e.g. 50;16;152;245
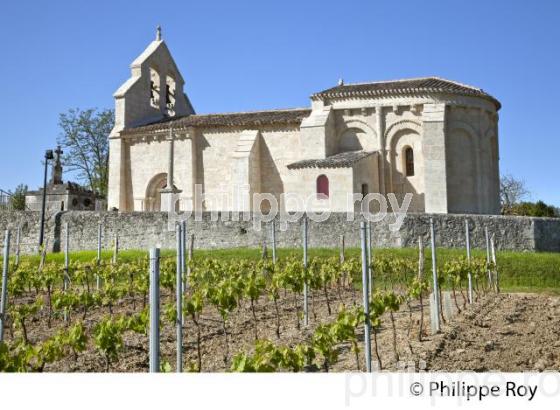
302;215;309;327
187;234;194;282
15;224;21;267
113;232;119;264
429;218;441;333
0;230;11;341
366;222;373;298
465;219;473;304
64;223;69;287
491;234;499;293
96;222;102;290
63;223;69;322
485;226;492;288
360;222;372;372
149;247;161;373
271;220;277;264
418;236;424;279
181;220;187;291
176;224;183;372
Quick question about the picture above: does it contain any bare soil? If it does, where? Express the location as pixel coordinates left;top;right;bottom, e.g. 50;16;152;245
333;293;560;372
5;288;560;372
423;293;560;372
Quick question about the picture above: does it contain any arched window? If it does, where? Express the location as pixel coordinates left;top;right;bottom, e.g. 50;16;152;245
165;75;176;115
404;147;415;177
316;175;329;199
149;67;160;109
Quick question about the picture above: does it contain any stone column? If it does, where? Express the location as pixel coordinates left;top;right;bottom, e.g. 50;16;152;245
231;130;261;213
299;106;333;159
376;106;386;194
160;127;182;213
422;104;448;213
176;130;196;212
167;129;174;188
491;114;501;214
472;119;484;214
475;108;486;214
107;136;124;210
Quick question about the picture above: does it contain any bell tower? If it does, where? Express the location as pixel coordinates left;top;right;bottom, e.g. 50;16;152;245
109;26;195;137
108;28;195;210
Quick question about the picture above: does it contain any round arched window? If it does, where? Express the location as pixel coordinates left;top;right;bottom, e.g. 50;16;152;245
316;175;329;199
404;147;415;177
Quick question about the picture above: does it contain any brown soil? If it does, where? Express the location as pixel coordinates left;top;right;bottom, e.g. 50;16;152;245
4;288;560;372
333;293;560;372
423;293;560;372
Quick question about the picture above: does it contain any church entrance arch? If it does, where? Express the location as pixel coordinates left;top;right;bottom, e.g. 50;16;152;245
145;173;168;211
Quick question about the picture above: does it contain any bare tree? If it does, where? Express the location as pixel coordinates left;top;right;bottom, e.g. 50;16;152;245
57;108;114;197
500;173;529;213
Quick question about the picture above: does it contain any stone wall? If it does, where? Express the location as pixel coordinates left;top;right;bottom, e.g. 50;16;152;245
0;210;558;255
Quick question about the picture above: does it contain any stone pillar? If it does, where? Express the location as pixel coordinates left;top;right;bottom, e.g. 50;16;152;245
160;128;182;213
299;106;333;159
475;135;484;214
376;106;386;194
167;129;174;188
107;136;124;210
231;130;261;212
490;115;501;214
422;104;448;213
476;108;488;214
175;131;196;212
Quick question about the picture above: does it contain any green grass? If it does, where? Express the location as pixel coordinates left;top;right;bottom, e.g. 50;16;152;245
3;247;559;293
187;247;560;292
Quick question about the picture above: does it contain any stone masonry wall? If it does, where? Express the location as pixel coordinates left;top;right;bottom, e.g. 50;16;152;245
0;210;558;255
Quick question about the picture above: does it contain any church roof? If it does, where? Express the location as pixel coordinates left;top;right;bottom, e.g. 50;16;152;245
122;108;312;134
287;150;377;170
312;77;501;109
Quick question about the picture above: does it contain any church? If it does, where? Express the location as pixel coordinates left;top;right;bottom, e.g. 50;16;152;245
107;28;501;215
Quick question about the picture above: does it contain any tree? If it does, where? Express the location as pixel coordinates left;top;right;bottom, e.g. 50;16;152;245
500;174;529;214
10;184;28;210
57;108;114;198
508;201;558;218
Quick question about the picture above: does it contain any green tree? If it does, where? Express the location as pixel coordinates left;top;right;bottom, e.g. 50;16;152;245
508;200;558;218
10;184;28;210
57;108;114;197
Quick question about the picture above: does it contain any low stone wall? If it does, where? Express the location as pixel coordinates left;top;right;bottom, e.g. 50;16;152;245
0;210;558;255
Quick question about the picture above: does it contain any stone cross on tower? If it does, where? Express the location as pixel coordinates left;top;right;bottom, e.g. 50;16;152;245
51;145;64;185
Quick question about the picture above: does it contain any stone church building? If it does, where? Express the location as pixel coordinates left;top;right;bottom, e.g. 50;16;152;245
108;29;501;215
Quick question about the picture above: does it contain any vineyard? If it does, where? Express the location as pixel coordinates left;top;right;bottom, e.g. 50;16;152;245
1;218;533;373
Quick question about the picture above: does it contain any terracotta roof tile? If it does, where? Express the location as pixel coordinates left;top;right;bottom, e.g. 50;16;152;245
313;77;500;109
287;150;377;170
122;108;311;134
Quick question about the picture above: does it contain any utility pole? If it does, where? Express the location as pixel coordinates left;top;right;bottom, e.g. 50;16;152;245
38;149;54;249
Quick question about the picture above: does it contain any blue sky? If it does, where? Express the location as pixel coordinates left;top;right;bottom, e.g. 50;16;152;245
1;0;559;206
